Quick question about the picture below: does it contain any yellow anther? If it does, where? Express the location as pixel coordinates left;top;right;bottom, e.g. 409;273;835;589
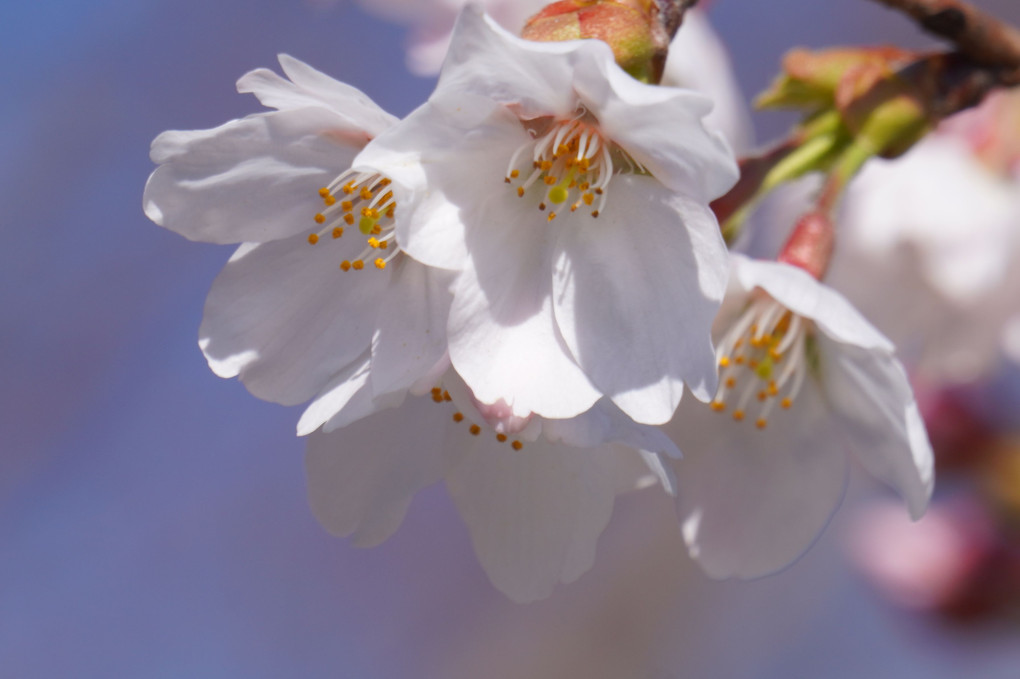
578;181;590;191
442;391;451;402
375;258;386;269
318;187;331;198
341;200;353;211
314;214;326;224
543;175;558;186
768;381;778;396
332;227;343;239
307;233;319;245
540;160;553;171
770;348;783;361
340;261;351;271
343;214;355;225
379;240;389;250
725;377;736;389
556;144;569;156
781;398;793;409
510;169;520;179
352;260;364;270
361;207;378;219
452;412;464;423
710;401;726;412
547;212;557;222
496;433;508;443
323;195;336;206
733;410;745;422
360;187;373;200
719;356;730;368
469;424;481;436
431;387;442;396
385;207;395;218
511;440;523;451
756;418;768;430
367;237;380;249
757;391;768;402
380;178;391;187
516;187;525;197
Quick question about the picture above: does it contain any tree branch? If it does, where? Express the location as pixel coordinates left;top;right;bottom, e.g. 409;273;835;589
869;0;1020;75
653;0;698;41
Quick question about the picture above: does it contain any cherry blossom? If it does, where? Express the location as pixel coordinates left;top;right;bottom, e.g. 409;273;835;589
666;254;935;578
353;7;738;425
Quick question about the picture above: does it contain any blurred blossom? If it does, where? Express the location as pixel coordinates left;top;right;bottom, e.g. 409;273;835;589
357;7;737;425
305;366;678;602
849;498;1004;616
666;254;933;578
833;90;1020;384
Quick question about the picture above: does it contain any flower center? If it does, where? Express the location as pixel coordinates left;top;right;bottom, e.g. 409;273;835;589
504;118;643;223
429;387;526;450
710;295;810;430
308;170;401;272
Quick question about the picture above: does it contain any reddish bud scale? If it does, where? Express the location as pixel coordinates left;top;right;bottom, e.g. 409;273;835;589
778;211;835;280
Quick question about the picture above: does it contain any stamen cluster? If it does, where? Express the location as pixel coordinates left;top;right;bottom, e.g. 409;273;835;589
309;170;400;271
711;295;809;430
504;118;644;222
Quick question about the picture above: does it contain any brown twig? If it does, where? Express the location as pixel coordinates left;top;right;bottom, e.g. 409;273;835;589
653;0;698;40
869;0;1020;74
648;0;699;81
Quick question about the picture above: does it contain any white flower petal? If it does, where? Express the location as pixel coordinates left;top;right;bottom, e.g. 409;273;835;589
446;195;601;420
305;395;459;547
668;384;849;579
540;399;682;494
199;234;390;406
234;55;398;137
370;260;454;397
553;177;727;424
445;436;623;602
572;47;738;202
820;338;935;519
353;94;523;270
730;254;894;352
297;350;373;436
145;106;358;244
438;6;609;119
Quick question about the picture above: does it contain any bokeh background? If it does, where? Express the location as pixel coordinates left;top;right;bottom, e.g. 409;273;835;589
2;1;1019;676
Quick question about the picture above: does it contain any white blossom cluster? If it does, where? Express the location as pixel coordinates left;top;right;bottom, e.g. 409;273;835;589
144;4;936;601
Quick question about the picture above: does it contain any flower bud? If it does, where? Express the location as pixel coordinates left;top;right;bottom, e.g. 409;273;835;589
757;47;917;111
522;1;659;82
777;211;834;280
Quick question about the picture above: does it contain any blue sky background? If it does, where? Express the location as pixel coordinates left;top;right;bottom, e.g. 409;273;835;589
2;1;1019;677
